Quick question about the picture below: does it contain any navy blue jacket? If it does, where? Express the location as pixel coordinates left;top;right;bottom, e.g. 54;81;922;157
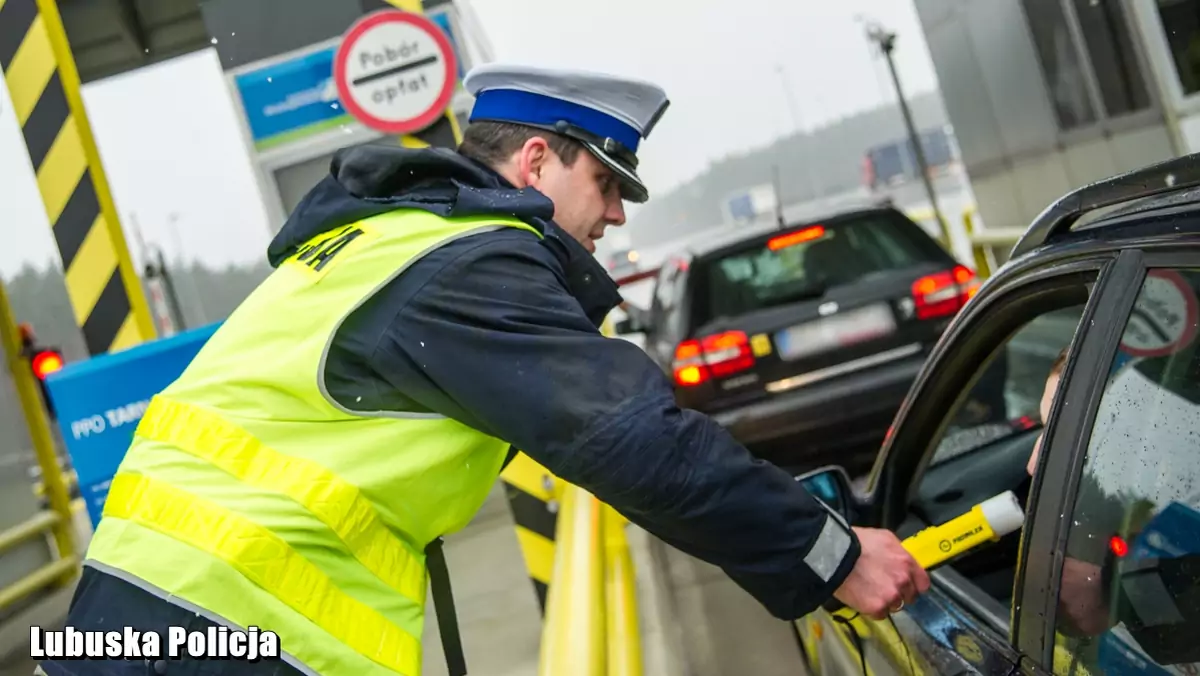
268;145;860;619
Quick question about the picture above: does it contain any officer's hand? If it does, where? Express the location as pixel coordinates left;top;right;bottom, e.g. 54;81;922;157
833;527;930;620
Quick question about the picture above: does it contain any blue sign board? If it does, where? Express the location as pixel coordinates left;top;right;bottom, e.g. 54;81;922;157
43;323;221;527
728;193;755;222
427;9;466;81
234;47;347;148
234;14;466;150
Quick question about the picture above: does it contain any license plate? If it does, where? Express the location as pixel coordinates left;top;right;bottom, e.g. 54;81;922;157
775;303;897;361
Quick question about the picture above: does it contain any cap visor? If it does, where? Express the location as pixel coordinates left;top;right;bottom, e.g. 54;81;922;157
583;141;648;203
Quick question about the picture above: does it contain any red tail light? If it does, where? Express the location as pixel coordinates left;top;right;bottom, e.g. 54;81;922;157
912;265;979;320
673;330;755;387
1109;535;1128;558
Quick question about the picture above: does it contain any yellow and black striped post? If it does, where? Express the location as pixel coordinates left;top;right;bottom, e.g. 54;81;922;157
0;0;156;355
500;453;561;611
381;0;466;151
398;110;464;150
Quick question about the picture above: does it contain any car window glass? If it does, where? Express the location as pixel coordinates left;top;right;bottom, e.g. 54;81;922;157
665;267;689;339
1052;267;1200;675
910;296;1091;613
691;214;944;326
649;261;677;323
654;260;682;309
930;306;1085;467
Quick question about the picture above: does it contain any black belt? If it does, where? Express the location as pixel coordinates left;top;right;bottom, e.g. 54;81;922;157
425;537;467;676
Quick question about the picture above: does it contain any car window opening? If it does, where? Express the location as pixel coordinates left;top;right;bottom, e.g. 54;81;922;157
912;301;1091;619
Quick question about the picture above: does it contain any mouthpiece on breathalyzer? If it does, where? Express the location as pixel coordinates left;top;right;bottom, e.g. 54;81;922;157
979;491;1025;538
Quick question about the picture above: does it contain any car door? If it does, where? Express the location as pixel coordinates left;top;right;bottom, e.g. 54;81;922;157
796;247;1124;675
1015;247;1200;676
647;257;690;368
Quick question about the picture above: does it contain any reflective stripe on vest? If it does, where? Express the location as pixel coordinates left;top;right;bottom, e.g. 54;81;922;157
104;472;420;675
134;396;427;606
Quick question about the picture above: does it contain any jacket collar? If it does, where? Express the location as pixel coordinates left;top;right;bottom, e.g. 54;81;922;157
472;161;623;327
267;145;622;328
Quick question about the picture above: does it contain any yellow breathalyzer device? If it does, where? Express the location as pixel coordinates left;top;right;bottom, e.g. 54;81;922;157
903;491;1026;569
825;491;1025;619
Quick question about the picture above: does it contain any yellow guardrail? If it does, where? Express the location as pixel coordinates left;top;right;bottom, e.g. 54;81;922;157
907;204;1024;279
603;506;642;676
537;485;643;676
0;279;79;614
538;319;643;676
960;206;1024;279
539;483;606;676
33;468;77;500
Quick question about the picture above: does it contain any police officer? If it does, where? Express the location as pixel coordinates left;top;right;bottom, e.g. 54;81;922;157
43;64;928;676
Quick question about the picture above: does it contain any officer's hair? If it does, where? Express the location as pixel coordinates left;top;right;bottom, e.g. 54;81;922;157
458;121;584;169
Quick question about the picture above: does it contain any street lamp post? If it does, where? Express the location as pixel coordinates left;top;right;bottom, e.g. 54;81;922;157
863;23;951;248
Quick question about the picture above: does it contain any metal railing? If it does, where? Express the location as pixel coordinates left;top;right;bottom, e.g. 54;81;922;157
0;280;79;616
904;205;1025;278
537;483;643;676
538;319;643;676
959;206;1024;279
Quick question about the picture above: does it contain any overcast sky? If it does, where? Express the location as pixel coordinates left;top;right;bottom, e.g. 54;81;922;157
0;0;938;277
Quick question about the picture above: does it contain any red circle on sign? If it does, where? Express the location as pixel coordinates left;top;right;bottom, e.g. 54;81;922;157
1121;269;1199;358
334;10;458;135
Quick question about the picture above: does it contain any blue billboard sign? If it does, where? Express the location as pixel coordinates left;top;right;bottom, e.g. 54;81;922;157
43;323;221;527
427;9;466;81
234;13;466;150
234;47;349;150
728;193;755;222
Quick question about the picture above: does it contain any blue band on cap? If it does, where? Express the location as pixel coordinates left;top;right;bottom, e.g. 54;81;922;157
469;88;641;153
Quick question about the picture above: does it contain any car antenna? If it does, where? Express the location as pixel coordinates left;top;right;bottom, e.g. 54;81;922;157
772;164;786;229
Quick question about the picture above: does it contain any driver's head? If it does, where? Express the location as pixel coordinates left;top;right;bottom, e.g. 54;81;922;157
1027;347;1070;476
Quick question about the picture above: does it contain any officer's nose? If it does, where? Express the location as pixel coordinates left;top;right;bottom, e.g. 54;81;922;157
605;194;626;227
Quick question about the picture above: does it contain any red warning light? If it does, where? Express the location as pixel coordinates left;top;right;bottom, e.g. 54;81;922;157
1109;535;1128;558
31;350;64;381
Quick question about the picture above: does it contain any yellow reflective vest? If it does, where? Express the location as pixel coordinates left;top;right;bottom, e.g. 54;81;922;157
84;209;542;676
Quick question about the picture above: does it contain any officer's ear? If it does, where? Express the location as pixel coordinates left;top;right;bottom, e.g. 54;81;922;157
516;136;553;187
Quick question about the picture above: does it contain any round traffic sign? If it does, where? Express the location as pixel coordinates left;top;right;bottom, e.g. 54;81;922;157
334;10;457;135
1120;269;1199;358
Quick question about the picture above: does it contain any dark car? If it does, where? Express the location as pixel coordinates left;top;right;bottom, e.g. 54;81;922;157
614;204;980;475
793;153;1200;676
606;247;641;280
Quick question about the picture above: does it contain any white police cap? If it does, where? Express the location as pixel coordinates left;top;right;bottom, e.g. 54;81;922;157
463;63;670;203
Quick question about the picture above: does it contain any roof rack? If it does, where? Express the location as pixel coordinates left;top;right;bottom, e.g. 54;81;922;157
1011;152;1200;259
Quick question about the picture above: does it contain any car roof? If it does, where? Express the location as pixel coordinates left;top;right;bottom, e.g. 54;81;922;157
1012;152;1200;258
1079;183;1200;229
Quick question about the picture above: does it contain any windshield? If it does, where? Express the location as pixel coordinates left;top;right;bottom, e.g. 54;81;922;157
690;213;944;326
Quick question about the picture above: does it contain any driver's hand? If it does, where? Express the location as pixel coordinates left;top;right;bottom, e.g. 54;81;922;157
833;527;931;620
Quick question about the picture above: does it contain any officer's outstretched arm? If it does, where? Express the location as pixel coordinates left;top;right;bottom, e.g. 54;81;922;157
370;237;861;619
